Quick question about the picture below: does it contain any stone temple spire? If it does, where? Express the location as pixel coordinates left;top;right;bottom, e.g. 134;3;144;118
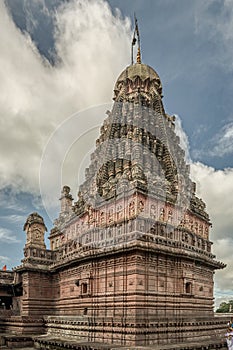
8;24;226;350
24;28;225;348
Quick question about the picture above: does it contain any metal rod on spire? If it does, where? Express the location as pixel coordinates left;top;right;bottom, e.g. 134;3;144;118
131;30;136;65
131;14;141;65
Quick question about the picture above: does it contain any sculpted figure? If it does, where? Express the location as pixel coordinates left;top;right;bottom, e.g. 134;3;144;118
168;210;173;223
150;204;156;219
129;201;135;217
160;208;165;221
138;200;144;213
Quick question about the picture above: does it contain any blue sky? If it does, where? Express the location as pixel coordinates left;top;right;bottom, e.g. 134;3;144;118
1;0;233;307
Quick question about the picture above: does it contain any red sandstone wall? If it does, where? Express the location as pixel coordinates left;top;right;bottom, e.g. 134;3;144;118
31;249;215;319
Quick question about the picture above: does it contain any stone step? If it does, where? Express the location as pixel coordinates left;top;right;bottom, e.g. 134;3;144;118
33;336;228;350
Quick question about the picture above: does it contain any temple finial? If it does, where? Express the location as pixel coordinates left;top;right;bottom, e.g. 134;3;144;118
131;14;141;65
136;47;141;64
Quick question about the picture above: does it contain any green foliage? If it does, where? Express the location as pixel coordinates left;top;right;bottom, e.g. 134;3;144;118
216;300;233;313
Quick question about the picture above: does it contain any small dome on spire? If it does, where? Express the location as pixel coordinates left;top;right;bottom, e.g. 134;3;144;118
113;63;163;103
115;63;161;86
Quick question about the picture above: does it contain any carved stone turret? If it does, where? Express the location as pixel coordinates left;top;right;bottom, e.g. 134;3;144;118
60;186;73;215
23;212;47;249
113;63;164;113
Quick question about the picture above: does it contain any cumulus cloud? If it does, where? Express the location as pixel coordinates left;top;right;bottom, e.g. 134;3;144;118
190;162;233;240
209;122;233;157
190;162;233;293
0;227;20;243
157;110;233;297
176;119;233;295
0;0;131;194
176;123;233;260
192;120;233;160
0;214;25;224
0;189;29;214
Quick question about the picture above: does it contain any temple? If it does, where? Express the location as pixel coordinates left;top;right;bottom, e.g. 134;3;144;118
0;33;229;350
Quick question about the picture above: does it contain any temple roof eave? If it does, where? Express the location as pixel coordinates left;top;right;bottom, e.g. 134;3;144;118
48;239;225;272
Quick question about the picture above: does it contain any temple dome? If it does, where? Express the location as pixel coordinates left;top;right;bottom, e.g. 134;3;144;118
115;63;161;85
113;63;163;102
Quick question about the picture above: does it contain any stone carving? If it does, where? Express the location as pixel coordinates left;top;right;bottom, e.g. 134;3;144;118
129;201;135;217
150;204;156;219
160;208;165;221
138;200;144;213
168;210;173;223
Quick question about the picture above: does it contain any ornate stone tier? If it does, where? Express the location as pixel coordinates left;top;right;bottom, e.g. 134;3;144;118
34;315;228;348
21;246;55;267
0;270;14;285
49;233;223;271
24;241;222;326
113;63;164;115
0;315;45;334
0;335;34;349
69;96;208;227
87;108;186;198
51;188;213;263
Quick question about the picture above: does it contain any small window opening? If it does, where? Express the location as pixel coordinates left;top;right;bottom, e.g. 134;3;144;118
82;283;88;294
185;282;192;294
75;280;80;287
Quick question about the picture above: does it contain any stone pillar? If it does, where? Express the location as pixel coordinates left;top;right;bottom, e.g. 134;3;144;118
18;213;53;318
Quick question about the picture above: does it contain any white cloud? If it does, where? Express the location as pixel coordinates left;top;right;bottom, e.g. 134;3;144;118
0;214;25;224
209;122;233;157
0;227;20;243
215;294;233;310
0;190;27;213
190;162;233;241
193;120;233;160
0;0;131;194
175;121;233;295
190;162;233;293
